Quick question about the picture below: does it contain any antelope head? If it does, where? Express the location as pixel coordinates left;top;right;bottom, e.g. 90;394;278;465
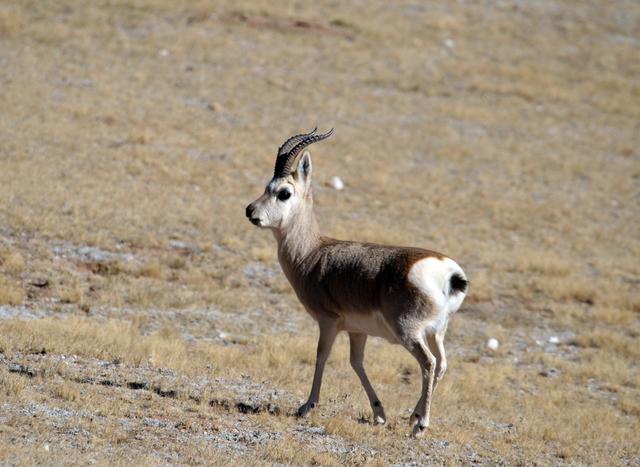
245;128;333;230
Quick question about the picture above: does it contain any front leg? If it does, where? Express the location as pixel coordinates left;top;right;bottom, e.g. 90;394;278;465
298;319;339;417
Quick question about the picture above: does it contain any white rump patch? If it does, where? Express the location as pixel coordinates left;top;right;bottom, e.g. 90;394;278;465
407;257;467;318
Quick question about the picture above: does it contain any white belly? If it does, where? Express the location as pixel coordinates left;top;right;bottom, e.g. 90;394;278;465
340;311;400;344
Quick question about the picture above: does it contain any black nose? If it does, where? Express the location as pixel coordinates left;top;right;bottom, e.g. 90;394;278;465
245;204;254;218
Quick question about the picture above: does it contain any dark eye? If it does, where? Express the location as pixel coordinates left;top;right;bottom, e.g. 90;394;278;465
277;190;291;201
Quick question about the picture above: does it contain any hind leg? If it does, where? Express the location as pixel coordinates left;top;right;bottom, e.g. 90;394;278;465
349;332;386;424
403;334;437;437
426;324;448;392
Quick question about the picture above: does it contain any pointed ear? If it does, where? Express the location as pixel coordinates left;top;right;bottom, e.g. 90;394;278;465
295;150;312;184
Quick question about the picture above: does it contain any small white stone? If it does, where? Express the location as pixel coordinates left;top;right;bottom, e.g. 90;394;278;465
549;336;560;344
444;38;455;48
43;444;50;452
159;49;169;57
486;338;499;351
329;176;344;190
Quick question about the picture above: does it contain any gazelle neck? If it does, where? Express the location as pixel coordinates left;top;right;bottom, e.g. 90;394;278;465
273;197;320;273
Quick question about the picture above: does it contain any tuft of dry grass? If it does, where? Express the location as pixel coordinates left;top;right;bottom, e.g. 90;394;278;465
592;305;634;326
50;380;80;402
259;437;346;466
0;368;25;397
0;250;25;274
515;251;571;277
572;329;640;360
532;276;597;304
58;279;84;305
0;275;24;305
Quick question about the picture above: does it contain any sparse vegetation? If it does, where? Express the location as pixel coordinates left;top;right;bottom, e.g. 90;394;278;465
0;275;24;306
0;0;638;464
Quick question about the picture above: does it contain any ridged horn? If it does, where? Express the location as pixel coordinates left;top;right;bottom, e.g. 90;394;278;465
273;128;334;178
277;127;317;157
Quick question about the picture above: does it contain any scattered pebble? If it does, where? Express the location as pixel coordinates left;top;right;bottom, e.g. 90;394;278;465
548;336;560;344
329;176;344;190
159;49;169;57
444;38;455;48
43;444;50;452
539;368;560;378
169;240;189;250
207;102;225;112
486;338;499;351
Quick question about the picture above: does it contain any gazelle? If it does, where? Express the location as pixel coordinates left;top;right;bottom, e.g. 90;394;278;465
245;129;468;436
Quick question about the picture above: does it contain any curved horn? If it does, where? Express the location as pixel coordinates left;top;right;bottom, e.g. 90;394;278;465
277;127;317;157
274;128;334;178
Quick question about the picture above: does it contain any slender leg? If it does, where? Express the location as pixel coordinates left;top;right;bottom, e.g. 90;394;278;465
426;327;447;393
349;333;386;424
405;335;437;437
297;320;338;417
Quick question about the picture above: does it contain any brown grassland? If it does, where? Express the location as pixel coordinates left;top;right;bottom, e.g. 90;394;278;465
0;0;639;464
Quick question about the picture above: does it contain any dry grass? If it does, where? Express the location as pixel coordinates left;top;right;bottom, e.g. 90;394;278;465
0;367;25;397
260;438;351;466
50;380;81;402
0;275;24;305
1;316;639;464
0;317;195;372
0;0;639;464
0;250;25;275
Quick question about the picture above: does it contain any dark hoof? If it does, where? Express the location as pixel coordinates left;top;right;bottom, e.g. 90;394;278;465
297;402;315;417
412;421;429;437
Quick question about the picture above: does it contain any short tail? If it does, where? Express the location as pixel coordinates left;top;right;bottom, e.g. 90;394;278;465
449;272;468;295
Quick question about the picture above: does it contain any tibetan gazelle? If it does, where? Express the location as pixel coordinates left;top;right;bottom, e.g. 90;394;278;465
245;129;468;436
